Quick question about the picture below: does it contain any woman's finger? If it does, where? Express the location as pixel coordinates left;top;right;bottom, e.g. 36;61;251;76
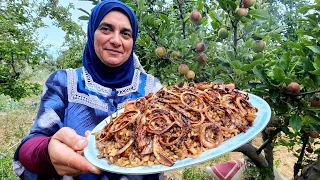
49;139;101;175
53;127;88;151
53;164;85;177
66;148;101;174
85;130;91;138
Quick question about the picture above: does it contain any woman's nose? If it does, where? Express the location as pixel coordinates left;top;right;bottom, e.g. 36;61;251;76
110;33;121;47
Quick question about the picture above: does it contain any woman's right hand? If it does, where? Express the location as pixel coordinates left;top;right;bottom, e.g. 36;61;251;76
48;127;102;176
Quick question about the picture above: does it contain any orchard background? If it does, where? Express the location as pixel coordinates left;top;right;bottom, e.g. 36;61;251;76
1;0;320;179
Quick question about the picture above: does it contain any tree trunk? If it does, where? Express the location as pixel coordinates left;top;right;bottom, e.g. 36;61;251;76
262;131;275;180
297;158;320;180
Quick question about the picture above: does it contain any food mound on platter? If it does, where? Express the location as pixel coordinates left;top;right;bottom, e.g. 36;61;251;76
95;82;258;167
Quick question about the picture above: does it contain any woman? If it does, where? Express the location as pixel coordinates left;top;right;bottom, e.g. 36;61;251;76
13;1;163;179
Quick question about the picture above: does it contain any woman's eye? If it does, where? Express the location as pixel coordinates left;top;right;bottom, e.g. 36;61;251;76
122;32;132;38
101;27;111;32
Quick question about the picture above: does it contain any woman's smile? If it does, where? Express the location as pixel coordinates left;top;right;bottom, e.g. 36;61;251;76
106;48;123;54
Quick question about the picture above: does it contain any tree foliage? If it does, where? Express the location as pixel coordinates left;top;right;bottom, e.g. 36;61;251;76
78;0;320;178
37;0;87;69
1;0;319;178
0;0;46;100
0;0;87;100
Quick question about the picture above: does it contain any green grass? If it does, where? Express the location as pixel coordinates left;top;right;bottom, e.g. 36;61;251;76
0;94;39;179
0;156;17;180
180;154;231;180
182;167;207;180
0;64;49;179
0;91;233;180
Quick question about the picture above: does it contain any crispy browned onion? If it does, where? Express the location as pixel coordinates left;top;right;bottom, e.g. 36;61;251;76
109;110;140;133
95;82;258;167
199;123;223;148
180;92;206;112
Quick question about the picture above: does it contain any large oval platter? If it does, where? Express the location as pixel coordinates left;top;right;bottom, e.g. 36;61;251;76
84;92;271;175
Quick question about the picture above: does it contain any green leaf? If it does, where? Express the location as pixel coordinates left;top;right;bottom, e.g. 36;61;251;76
314;149;320;155
216;0;228;11
289;114;302;132
226;51;235;61
78;15;89;21
307;46;320;54
226;0;237;11
269;89;280;103
159;14;170;27
253;66;269;84
248;9;270;21
77;8;90;16
183;14;189;22
298;5;318;13
308;115;320;122
302;77;316;89
274;104;289;114
284;41;303;49
253;53;264;60
272;33;282;42
242;60;264;71
310;69;320;75
308;107;320;113
309;123;320;133
209;9;222;23
239;17;252;24
255;83;269;89
273;66;286;82
142;14;150;25
211;21;219;29
314;55;320;69
244;38;254;48
294;49;306;56
138;0;146;10
234;69;246;76
230;60;242;69
197;0;204;11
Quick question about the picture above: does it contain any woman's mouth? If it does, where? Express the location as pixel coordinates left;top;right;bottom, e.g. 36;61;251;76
106;49;122;54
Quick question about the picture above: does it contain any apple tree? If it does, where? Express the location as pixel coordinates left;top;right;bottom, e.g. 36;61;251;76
78;0;320;178
0;0;86;100
0;0;46;100
129;0;320;178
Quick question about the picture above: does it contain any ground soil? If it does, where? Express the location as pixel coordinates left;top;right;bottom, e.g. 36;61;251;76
164;133;297;180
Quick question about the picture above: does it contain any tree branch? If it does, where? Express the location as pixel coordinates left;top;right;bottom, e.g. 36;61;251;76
294;133;309;177
237;31;249;41
300;89;320;95
262;131;275;180
234;142;268;168
176;0;186;39
257;128;282;154
232;1;244;56
147;32;159;45
231;19;239;56
11;55;17;74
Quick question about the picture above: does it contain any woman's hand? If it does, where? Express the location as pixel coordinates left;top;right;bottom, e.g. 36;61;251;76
48;127;102;176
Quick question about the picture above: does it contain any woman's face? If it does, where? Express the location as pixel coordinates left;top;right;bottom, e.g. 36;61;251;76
94;11;133;67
